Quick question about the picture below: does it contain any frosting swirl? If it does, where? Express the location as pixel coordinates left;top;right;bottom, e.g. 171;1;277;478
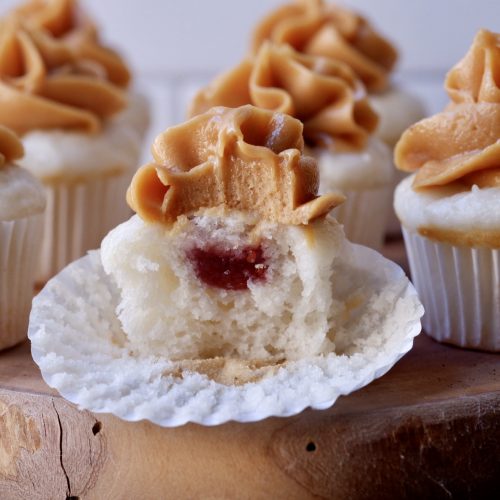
0;18;126;134
0;126;24;168
13;0;130;87
395;30;500;190
128;105;344;225
252;0;398;92
190;43;378;151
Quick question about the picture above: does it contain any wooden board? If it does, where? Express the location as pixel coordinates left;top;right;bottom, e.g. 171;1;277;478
1;242;499;499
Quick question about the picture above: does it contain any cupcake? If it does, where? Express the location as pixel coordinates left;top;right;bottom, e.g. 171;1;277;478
1;0;149;282
190;43;393;250
0;126;45;350
251;0;426;234
29;105;423;425
394;30;500;351
13;0;150;139
251;0;425;147
104;105;345;364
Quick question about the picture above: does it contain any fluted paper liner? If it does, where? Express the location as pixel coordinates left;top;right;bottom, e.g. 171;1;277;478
1;213;43;350
38;170;132;282
29;244;423;427
403;228;500;351
332;185;392;250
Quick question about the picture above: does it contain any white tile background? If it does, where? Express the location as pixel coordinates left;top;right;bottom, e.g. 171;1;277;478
1;0;500;143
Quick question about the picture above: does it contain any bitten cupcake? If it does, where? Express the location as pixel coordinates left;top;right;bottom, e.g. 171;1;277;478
0;126;45;350
251;0;426;148
394;30;500;352
1;0;149;281
104;105;344;365
190;43;393;250
29;105;423;425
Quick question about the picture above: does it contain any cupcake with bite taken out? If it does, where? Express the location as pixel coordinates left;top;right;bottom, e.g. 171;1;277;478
190;43;393;250
0;126;45;350
103;105;345;365
0;0;149;282
395;29;500;352
29;104;423;424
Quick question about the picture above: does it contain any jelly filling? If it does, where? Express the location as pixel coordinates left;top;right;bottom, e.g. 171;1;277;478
188;245;268;290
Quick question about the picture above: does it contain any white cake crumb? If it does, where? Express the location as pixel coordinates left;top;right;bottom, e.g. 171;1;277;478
101;212;345;362
395;174;500;232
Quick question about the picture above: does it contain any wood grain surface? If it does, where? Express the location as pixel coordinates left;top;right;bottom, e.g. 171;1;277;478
0;242;499;499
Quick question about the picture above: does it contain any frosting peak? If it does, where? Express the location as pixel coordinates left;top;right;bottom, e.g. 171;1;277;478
190;43;378;151
0;18;126;134
395;29;500;189
14;0;130;87
251;0;398;92
127;106;344;225
15;0;76;38
446;29;500;104
0;126;24;168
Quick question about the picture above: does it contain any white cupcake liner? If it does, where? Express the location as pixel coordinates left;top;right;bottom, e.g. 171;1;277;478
403;228;500;351
29;244;423;427
0;213;44;350
38;171;133;282
332;185;392;250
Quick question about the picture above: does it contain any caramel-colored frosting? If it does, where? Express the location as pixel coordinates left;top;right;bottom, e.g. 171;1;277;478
252;0;397;93
0;126;24;168
127;106;344;226
395;30;500;190
0;18;126;134
13;0;130;87
190;43;378;152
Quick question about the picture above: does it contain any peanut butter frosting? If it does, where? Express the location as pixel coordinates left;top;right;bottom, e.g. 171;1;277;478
127;105;344;226
0;126;24;168
190;43;378;152
0;18;126;135
13;0;130;87
395;30;500;190
252;0;397;93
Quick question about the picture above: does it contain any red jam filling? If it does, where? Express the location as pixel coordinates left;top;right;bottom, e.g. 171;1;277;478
188;245;268;290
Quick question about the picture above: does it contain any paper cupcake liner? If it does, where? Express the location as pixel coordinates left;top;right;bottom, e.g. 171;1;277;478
0;214;44;350
29;244;423;427
332;185;392;250
403;228;500;351
38;171;133;282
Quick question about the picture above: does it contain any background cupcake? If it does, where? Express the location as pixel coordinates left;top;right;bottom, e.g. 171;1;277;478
251;0;426;148
394;29;500;351
0;126;45;350
251;0;427;236
1;0;149;282
13;0;150;140
190;43;393;250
